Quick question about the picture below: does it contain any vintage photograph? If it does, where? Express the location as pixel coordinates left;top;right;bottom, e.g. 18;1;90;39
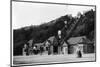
12;0;96;66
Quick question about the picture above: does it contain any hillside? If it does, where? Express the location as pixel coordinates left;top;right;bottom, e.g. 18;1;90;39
13;9;95;55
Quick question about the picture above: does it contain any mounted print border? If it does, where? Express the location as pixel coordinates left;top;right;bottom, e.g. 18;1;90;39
10;0;96;66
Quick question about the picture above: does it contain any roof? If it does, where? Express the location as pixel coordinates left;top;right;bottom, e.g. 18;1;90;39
68;36;86;44
48;36;55;43
28;39;33;44
62;42;68;46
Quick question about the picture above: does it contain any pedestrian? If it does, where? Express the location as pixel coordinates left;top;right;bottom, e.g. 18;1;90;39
77;50;82;58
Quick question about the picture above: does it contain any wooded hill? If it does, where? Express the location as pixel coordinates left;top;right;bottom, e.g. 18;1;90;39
13;9;95;55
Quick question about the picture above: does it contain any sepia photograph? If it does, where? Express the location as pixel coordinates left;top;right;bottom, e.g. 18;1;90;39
11;0;96;66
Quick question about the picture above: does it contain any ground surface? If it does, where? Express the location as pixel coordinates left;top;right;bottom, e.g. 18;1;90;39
13;53;95;66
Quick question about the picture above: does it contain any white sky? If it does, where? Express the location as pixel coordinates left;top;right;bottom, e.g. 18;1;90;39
12;1;95;29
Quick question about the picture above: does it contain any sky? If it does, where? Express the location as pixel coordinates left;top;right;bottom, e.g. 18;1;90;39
12;1;95;29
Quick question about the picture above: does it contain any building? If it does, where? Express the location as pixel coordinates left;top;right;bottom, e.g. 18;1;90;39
67;36;95;54
47;36;68;55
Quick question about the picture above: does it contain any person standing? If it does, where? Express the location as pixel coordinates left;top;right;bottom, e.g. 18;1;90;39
77;46;82;58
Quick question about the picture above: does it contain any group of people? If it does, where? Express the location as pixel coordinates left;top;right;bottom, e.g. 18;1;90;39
23;44;45;55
